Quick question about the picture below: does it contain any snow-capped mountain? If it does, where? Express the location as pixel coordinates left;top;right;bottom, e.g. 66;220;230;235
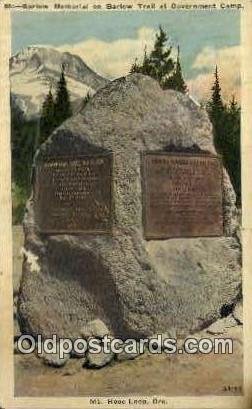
10;46;108;118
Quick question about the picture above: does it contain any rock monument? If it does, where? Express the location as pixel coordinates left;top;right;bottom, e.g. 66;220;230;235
18;74;241;340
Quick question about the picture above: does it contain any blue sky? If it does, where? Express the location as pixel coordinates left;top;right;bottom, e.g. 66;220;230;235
11;10;241;101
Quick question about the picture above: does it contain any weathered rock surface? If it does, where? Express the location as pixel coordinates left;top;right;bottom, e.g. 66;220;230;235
14;338;31;354
18;74;241;340
39;349;70;367
70;347;87;359
232;301;243;324
81;319;110;339
206;316;238;335
86;349;114;369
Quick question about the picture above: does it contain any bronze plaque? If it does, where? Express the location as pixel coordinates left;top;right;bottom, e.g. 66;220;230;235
34;154;113;234
143;153;223;239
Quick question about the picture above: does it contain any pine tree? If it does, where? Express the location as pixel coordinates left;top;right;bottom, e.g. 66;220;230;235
130;57;139;74
39;86;55;145
226;95;241;205
208;66;224;122
131;49;148;75
54;64;72;125
83;91;92;107
149;26;174;85
11;101;37;222
163;46;187;93
130;26;174;87
207;68;241;206
39;66;72;145
207;66;225;153
229;95;240;118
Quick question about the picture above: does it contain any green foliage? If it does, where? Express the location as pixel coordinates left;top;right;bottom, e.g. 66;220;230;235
39;65;72;145
163;47;187;93
82;91;92;108
12;182;30;224
54;64;72;124
131;26;174;86
130;26;187;93
39;65;72;146
11;103;36;189
208;66;224;122
11;102;37;223
12;64;73;223
223;96;241;205
207;67;241;205
39;87;56;145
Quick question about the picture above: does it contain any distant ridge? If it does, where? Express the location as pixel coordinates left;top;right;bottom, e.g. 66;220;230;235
10;46;108;118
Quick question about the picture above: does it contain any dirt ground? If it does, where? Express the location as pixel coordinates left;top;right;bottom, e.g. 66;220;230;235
12;225;243;397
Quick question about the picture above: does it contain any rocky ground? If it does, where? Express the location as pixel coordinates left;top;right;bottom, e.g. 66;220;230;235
13;226;243;397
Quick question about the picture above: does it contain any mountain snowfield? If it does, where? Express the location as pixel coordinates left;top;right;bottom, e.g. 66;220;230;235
10;46;108;118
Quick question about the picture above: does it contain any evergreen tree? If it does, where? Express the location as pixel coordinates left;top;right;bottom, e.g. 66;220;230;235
149;27;174;85
130;48;148;75
225;95;241;205
39;86;55;145
207;68;241;206
207;66;225;153
130;26;174;87
11;100;37;222
11;101;36;188
163;46;187;93
208;66;224;122
83;91;92;107
54;64;72;124
12;66;73;222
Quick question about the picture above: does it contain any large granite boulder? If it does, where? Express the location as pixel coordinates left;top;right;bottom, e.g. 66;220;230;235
18;74;241;339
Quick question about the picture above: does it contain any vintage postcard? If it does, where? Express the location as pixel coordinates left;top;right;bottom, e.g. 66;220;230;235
0;0;252;408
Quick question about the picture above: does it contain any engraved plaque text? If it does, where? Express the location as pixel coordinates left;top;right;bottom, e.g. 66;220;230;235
143;153;223;239
35;155;112;233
